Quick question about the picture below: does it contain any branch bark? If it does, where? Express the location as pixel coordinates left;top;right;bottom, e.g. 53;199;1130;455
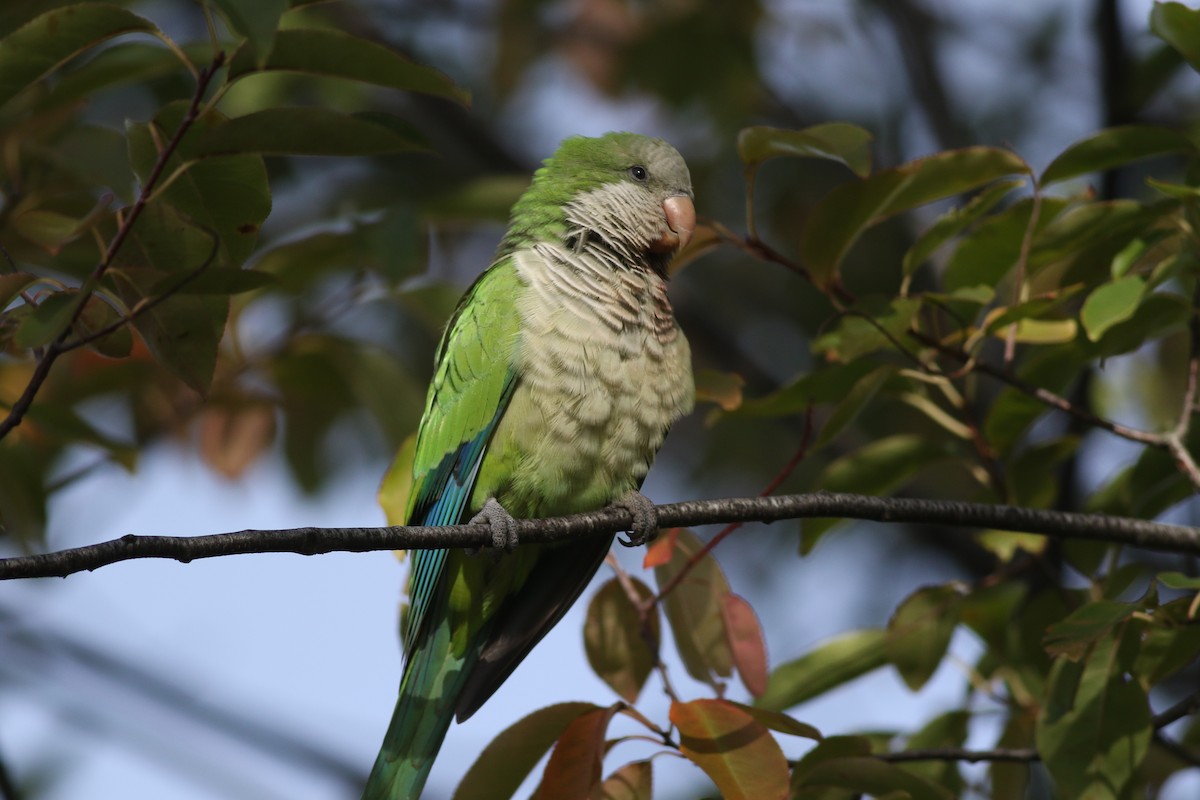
3;492;1200;580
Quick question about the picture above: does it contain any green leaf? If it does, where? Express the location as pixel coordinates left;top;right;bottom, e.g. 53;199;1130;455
1151;2;1200;74
13;291;78;348
10;208;84;251
811;297;922;362
0;272;38;309
1080;275;1145;342
25;401;134;459
738;360;877;418
151;268;275;296
1157;571;1200;590
0;3;157;109
793;753;954;800
109;204;226;392
886;584;964;691
1035;630;1152;799
942;196;1069;291
1090;291;1191;359
1008;436;1080;510
208;0;287;65
815;366;896;448
670;699;790;800
194;108;430;157
453;703;602;800
756;629;887;712
654;529;734;688
73;294;132;358
227;28;470;106
127;102;271;266
737;123;873;177
819;434;950;498
584;578;659;704
39;42;182;107
1132;597;1200;685
1043;600;1136;661
799;147;1029;288
725;702;821;741
903;179;1024;276
1040;125;1197;187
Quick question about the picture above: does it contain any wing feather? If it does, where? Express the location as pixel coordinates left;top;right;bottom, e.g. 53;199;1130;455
402;260;522;658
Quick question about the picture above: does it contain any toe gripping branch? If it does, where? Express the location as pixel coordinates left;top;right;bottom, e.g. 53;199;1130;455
470;498;520;553
616;490;659;548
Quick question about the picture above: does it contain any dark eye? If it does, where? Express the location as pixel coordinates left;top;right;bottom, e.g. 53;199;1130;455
629;165;648;182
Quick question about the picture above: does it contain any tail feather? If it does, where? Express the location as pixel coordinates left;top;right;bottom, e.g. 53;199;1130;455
361;615;477;800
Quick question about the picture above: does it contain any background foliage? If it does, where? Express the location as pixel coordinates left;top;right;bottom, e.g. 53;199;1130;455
3;1;1200;798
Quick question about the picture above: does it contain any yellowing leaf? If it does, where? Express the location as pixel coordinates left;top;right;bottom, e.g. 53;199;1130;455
1080;275;1145;342
378;432;418;527
670;699;788;800
198;400;278;479
694;368;745;412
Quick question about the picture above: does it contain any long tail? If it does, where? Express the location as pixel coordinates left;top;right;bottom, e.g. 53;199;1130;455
361;616;477;800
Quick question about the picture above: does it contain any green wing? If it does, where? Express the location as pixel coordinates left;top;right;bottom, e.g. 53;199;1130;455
402;259;522;657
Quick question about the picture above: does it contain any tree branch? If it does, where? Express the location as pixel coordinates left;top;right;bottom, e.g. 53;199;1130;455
0;52;224;442
877;746;1039;764
3;492;1200;580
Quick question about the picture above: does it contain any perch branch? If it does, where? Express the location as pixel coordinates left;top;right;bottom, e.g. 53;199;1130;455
4;492;1200;580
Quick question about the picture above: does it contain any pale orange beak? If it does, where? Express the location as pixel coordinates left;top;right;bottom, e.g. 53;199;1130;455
649;195;695;254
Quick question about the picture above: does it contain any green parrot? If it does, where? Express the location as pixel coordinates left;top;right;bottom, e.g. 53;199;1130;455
362;132;696;800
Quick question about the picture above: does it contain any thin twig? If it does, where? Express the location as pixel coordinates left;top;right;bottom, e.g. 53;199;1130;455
5;492;1200;581
1153;689;1200;730
909;330;1168;447
653;405;815;604
0;53;225;442
877;747;1039;764
58;231;220;353
1154;731;1200;768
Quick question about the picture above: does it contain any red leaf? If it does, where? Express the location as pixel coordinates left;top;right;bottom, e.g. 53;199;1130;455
538;705;622;799
642;527;680;568
669;699;789;800
721;592;769;697
453;702;601;800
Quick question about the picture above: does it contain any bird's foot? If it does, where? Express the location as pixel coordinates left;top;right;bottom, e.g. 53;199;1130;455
468;497;519;554
615;490;659;548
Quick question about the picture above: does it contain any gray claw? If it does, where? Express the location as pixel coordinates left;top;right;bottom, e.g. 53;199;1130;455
469;498;519;553
615;490;659;548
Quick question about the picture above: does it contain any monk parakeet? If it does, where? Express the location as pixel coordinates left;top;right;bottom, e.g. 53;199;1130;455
362;132;695;799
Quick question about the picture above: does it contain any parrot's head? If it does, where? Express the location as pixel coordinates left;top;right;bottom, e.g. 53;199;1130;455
504;132;695;277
